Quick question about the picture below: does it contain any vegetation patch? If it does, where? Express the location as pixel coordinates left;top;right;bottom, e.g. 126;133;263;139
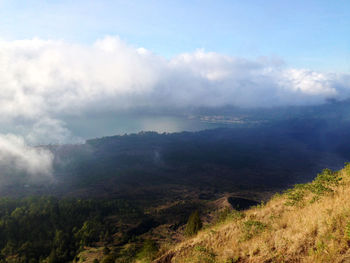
184;211;203;237
285;167;343;206
186;245;216;263
242;220;267;240
215;207;245;224
136;240;158;263
285;183;308;206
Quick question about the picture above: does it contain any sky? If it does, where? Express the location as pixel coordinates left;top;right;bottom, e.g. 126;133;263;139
0;0;349;180
0;0;349;71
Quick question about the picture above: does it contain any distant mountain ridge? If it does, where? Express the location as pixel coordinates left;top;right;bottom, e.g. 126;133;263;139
2;117;350;201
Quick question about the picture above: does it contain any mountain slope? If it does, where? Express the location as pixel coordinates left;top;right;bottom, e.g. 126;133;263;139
155;163;350;263
47;120;349;200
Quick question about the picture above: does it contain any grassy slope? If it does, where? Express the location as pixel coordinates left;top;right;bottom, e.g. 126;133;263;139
156;164;350;263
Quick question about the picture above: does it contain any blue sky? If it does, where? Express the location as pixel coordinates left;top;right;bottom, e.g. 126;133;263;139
0;0;349;72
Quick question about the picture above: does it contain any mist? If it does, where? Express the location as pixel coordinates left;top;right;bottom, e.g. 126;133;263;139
0;134;53;186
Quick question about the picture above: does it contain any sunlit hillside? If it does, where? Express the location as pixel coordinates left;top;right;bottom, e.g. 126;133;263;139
155;164;350;263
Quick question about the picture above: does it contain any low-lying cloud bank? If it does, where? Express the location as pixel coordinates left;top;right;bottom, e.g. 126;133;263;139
1;36;349;118
0;36;349;182
0;134;53;185
1;36;349;138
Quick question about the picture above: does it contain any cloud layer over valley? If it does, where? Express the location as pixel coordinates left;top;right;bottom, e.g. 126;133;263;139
1;36;349;119
0;36;349;182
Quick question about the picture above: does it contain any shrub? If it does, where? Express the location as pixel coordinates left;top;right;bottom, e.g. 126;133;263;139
345;222;350;240
344;162;350;175
103;247;110;255
242;220;266;240
101;254;115;263
184;210;203;236
216;207;245;223
285;184;308;206
192;245;216;263
136;240;158;263
285;168;343;206
310;168;341;195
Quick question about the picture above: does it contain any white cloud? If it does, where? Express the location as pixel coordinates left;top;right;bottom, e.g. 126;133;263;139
0;36;348;141
25;118;81;145
0;134;53;184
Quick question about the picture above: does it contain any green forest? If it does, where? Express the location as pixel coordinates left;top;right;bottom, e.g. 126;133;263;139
0;197;141;263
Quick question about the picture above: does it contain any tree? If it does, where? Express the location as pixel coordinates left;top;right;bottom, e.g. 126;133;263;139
101;254;115;263
48;249;58;263
136;239;158;263
184;210;202;236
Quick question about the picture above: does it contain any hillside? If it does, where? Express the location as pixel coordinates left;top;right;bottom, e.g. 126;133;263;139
20;119;350;200
1;122;350;262
154;163;350;263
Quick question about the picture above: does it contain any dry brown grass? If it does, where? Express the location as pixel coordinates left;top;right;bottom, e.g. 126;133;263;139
76;246;104;263
156;164;350;263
